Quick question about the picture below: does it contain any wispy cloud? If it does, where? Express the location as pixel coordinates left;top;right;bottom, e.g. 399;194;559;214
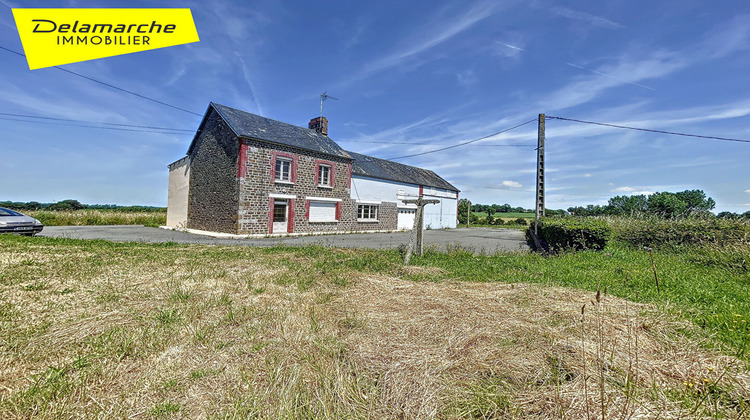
236;53;264;115
544;50;688;111
501;180;522;188
495;41;526;59
344;17;370;49
566;62;656;91
456;70;478;87
344;1;500;85
500;43;525;52
702;15;750;58
548;5;624;29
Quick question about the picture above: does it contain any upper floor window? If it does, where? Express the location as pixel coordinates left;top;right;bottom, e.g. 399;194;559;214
275;157;292;182
315;160;335;188
318;164;331;187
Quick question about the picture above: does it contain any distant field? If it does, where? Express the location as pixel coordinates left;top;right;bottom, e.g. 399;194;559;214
472;212;535;219
27;210;166;227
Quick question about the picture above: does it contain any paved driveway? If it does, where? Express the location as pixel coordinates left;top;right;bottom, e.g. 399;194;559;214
39;226;529;254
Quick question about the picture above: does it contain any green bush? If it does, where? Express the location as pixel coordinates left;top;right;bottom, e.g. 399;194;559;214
514;218;527;226
531;217;612;251
607;216;750;248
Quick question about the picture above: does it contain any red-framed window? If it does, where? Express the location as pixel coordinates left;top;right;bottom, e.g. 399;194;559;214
314;159;336;188
270;151;297;183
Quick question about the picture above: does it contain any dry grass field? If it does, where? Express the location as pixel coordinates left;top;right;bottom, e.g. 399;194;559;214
1;236;748;418
25;210;166;227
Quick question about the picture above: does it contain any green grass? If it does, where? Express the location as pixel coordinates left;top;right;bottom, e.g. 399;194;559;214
4;234;745;359
1;232;748;418
408;241;750;359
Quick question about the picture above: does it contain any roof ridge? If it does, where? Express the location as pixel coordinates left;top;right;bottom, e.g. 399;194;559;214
210;102;317;134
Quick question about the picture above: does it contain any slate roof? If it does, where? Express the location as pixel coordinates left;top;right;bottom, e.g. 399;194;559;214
188;102;351;159
183;102;457;192
347;151;459;192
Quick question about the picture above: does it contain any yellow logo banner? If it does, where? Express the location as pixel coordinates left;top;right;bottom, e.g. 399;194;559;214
13;8;200;70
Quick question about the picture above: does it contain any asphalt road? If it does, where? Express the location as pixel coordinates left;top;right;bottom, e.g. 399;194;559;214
39;226;530;254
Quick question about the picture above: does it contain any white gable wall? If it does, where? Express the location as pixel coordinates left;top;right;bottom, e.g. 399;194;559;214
351;175;457;229
422;187;458;229
166;157;190;228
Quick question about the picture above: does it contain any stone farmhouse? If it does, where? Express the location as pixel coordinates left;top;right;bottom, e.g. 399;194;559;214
167;102;459;235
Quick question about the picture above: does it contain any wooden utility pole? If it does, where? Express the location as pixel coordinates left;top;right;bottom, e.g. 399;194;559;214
535;113;546;235
403;197;440;264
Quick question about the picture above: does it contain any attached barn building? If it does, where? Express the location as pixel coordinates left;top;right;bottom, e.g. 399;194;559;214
167;102;458;235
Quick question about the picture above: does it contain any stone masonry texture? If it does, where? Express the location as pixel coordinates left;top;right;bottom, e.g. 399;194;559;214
237;138;397;235
187;110;398;235
187;109;240;234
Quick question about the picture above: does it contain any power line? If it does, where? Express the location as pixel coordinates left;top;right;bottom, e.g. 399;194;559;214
386;118;537;160
548;115;750;144
0;116;189;135
344;139;534;147
0;45;203;117
0;112;193;132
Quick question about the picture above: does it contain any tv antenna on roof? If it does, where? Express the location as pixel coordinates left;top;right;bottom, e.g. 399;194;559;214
320;91;338;119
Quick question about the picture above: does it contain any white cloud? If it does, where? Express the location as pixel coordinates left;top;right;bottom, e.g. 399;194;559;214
611;186;636;192
346;1;500;84
610;186;655;195
495;41;527;59
236;53;264;116
703;15;750;58
502;180;522;188
548;5;624;29
744;189;750;194
544;50;688;111
456;70;478;87
584;173;593;178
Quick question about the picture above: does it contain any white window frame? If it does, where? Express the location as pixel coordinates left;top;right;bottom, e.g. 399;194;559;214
318;164;332;187
275;157;292;182
357;204;378;222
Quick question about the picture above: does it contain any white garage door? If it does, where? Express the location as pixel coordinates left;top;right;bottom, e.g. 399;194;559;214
397;208;416;230
309;201;337;222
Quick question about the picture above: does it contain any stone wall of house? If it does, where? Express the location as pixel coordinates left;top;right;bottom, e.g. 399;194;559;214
237;138;398;235
187;110;240;234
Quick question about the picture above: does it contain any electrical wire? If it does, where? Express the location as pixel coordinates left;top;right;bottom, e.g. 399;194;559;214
0;116;189;135
344;139;534;147
548;116;750;144
0;112;193;132
386;118;537;160
0;45;202;117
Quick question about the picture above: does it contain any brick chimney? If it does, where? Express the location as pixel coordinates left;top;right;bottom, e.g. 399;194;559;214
308;116;328;136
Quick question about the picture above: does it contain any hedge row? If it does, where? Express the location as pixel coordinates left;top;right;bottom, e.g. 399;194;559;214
530;217;612;251
608;217;750;248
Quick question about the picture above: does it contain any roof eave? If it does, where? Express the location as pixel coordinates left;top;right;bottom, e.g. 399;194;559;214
351;172;459;193
238;135;353;161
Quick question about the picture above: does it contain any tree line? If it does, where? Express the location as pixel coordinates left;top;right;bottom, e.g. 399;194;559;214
567;189;750;219
457;189;748;225
0;199;166;212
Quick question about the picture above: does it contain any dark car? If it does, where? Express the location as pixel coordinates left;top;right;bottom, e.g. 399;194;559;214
0;207;44;235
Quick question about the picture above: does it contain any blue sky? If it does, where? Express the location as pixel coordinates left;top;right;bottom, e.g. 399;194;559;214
1;0;749;212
